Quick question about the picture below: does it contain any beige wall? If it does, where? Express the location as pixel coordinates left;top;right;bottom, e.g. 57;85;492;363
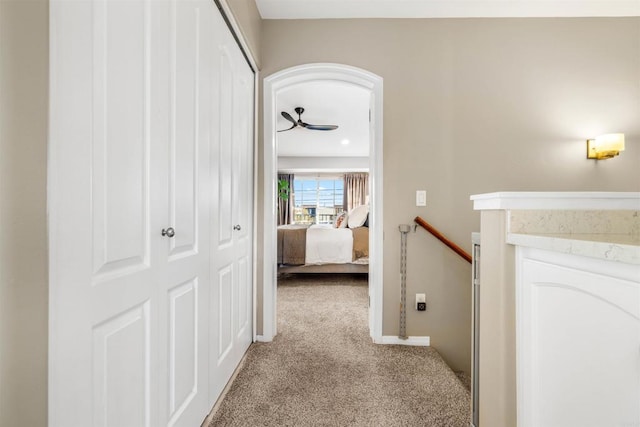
259;18;640;373
0;1;49;425
226;0;263;67
478;210;516;426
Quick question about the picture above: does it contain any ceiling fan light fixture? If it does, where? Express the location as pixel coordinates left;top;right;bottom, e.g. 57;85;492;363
277;106;339;132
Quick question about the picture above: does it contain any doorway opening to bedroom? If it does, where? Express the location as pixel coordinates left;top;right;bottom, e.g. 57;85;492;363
262;63;383;343
277;173;370;272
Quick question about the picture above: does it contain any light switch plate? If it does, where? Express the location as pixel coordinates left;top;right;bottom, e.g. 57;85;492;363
416;190;426;206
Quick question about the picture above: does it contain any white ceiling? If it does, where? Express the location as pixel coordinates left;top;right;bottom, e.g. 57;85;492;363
256;0;639;19
276;81;370;157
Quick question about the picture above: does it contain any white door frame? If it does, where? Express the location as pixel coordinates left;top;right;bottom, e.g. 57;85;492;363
261;63;383;342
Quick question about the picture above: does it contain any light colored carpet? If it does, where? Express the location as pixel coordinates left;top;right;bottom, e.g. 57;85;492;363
454;371;471;391
207;274;470;426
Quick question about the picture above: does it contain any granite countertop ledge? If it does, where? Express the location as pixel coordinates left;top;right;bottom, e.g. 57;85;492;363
507;233;640;265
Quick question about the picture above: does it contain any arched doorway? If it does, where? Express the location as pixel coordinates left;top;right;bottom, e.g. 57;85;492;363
261;63;383;342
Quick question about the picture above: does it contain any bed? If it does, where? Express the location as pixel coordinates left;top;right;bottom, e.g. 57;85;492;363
277;224;369;274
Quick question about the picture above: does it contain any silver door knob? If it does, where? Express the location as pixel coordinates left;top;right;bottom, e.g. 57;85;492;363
233;225;241;231
162;227;175;238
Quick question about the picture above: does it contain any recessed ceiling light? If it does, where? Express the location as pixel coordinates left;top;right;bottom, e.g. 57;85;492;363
341;139;350;145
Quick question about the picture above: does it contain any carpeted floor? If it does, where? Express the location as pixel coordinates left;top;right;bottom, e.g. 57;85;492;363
206;274;470;426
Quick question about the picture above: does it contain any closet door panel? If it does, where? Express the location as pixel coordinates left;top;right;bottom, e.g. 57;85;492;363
232;58;254;348
218;264;234;361
167;279;198;419
216;47;235;247
168;0;200;259
93;302;151;427
159;0;212;425
237;257;250;338
210;44;236;384
49;0;160;425
91;0;150;280
208;6;254;403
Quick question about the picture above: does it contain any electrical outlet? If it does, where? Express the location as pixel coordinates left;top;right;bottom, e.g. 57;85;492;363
416;293;426;311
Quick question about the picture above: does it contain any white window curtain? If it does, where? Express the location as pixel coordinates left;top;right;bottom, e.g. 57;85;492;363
277;173;294;225
343;173;369;212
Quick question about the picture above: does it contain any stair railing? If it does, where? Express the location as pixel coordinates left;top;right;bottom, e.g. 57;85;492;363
414;216;472;263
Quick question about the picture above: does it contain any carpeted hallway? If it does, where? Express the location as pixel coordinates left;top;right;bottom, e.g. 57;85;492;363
206;274;470;426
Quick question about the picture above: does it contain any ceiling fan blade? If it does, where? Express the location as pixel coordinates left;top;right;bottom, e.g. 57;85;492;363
281;108;338;131
277;123;297;132
305;124;339;131
281;111;297;125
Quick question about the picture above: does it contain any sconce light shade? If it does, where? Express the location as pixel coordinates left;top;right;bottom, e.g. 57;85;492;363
587;133;625;160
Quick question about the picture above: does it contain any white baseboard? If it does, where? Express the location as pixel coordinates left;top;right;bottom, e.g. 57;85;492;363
254;335;272;343
376;335;430;346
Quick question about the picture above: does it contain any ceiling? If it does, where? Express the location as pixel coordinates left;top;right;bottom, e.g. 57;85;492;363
255;0;639;19
276;81;370;157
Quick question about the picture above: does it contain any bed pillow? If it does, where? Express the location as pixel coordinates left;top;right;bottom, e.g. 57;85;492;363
348;204;369;228
333;212;348;228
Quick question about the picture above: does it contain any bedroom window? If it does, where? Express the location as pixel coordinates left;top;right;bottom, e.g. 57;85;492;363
293;177;344;225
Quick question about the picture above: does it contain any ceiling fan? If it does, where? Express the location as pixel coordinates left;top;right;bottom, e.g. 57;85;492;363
278;107;339;132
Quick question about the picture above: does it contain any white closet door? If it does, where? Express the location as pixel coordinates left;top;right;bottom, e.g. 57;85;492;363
208;8;255;402
49;1;162;425
155;0;213;425
49;0;225;425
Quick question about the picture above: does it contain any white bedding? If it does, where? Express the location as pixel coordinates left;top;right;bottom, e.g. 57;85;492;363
305;224;353;264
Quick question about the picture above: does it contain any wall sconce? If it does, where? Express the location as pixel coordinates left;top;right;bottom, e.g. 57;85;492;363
587;133;625;160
